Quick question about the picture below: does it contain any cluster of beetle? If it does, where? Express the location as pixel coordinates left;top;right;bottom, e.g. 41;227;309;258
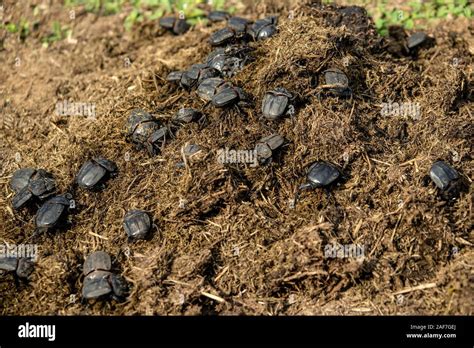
4;155;154;299
2;9;466;303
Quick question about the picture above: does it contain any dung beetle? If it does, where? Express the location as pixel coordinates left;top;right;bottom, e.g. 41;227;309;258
180;64;219;89
319;68;351;97
211;84;247;108
82;251;128;301
299;161;341;191
172;108;201;125
208;10;230;22
228;16;251;33
10;168;56;210
0;256;35;279
249;16;278;41
429;161;462;199
35;194;71;233
166;71;184;83
126;108;169;156
159;16;190;35
209;27;240;46
209;18;250;46
206;45;253;77
197;78;229;101
262;88;294;120
255;134;285;164
407;32;427;49
123;210;152;241
76;157;118;190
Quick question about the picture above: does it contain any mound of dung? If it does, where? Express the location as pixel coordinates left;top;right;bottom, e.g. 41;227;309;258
1;2;472;315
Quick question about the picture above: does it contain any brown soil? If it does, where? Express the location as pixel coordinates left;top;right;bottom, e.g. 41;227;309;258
0;0;473;315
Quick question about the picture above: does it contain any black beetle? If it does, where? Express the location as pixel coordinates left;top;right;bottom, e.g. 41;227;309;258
319;68;351;97
206;45;253;77
180;64;219;89
429;161;462;199
212;84;247;108
0;256;35;279
299;161;341;191
159;16;190;35
197;78;229;101
209;19;251;46
407;32;427;49
228;16;251;33
249;16;278;41
10;168;56;209
255;134;285;164
262;88;294;120
76;157;117;190
82;251;128;301
172;108;201;125
35;194;71;233
208;10;230;22
123;210;152;241
166;71;184;83
126;108;169;156
209;27;240;46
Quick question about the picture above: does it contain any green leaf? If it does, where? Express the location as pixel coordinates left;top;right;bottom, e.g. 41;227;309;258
186;7;205;18
404;18;414;29
436;6;450;18
375;18;385;29
161;0;172;13
124;9;142;31
6;23;18;33
146;8;165;20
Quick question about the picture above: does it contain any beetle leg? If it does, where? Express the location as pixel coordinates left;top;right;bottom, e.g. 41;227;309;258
13;273;21;288
202;100;212;110
166;124;176;140
31;227;46;241
197;114;208;129
145;142;155;156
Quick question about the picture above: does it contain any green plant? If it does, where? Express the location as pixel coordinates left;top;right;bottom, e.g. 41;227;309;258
19;19;30;41
5;23;18;33
123;0;235;31
366;0;474;36
41;21;71;46
64;0;125;15
2;19;30;41
63;0;235;31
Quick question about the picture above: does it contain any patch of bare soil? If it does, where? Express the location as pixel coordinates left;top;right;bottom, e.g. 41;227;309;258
0;0;472;315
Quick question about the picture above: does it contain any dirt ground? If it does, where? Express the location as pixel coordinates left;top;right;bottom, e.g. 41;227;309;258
0;0;473;315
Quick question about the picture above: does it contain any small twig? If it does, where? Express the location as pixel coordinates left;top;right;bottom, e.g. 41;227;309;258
393;282;437;295
88;231;108;240
201;291;225;303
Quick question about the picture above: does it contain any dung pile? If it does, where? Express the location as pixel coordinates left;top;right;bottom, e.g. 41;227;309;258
0;2;472;315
